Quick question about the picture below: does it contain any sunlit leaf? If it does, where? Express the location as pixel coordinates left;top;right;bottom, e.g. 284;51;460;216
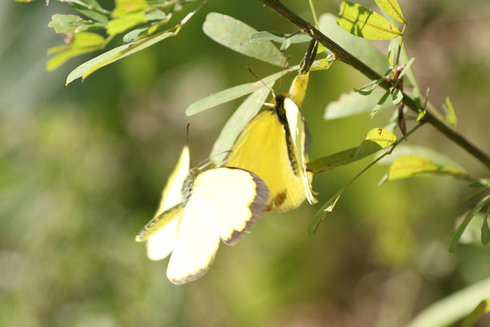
307;128;396;174
203;13;286;67
185;71;286;116
387;155;465;181
443;97;458;128
448;194;490;253
325;89;395;120
337;2;403;40
47;32;105;71
404;277;490;327
375;0;406;24
319;13;389;75
106;11;147;35
66;0;109;23
210;85;273;165
113;0;150;17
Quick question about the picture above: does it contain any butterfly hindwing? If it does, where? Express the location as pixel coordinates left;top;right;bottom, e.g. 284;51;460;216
166;167;270;284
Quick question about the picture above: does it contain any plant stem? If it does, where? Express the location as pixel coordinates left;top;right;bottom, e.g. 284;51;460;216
259;0;490;170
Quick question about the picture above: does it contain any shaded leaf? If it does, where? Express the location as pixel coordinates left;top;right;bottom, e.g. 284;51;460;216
66;0;109;23
448;194;490;253
370;89;391;118
203;13;286;66
482;208;490;245
337;2;403;40
210;86;273;165
185;71;285;116
324;89;395;120
391;87;403;105
249;31;311;44
375;0;406;24
113;0;150;17
307;128;396;174
404;277;490;327
307;190;343;236
319;13;389;75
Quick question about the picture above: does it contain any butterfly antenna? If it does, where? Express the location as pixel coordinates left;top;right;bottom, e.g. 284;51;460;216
246;66;276;97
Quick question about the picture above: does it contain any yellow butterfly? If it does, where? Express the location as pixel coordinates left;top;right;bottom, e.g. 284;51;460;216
225;73;316;212
135;146;270;285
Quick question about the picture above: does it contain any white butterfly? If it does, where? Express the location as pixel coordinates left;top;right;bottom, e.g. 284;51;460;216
135;146;270;285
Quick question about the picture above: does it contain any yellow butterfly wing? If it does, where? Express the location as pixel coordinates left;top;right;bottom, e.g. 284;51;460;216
167;168;270;285
226;93;315;211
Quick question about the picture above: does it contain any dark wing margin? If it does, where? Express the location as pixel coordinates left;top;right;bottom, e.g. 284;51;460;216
222;168;270;246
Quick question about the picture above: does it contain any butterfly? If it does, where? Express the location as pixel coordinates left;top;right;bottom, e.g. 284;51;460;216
135;146;270;285
225;73;316;212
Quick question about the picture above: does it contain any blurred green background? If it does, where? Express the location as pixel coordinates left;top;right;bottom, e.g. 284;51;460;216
1;0;490;326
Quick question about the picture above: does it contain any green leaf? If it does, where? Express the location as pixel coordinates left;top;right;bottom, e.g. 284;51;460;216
324;89;395;120
307;189;343;236
387;155;466;181
203;13;286;67
375;0;406;24
319;13;389;75
106;11;147;35
370;89;391;118
448;195;490;253
48;14;104;34
66;0;109;23
404;277;490;327
47;32;105;71
337;2;403;40
443;97;458;127
481;208;490;245
185;71;286;116
66;30;175;84
210;85;273;165
113;0;150;17
377;144;466;172
462;299;490;327
249;31;311;44
391;87;403;105
307;128;396;174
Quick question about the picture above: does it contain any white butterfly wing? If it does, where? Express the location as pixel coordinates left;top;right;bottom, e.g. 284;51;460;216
146;146;190;261
166;168;270;284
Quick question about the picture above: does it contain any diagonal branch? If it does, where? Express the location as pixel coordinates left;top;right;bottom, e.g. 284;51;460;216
259;0;490;169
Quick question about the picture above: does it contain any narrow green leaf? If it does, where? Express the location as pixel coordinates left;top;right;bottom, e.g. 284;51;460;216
337;2;403;40
462;299;490;327
249;31;311;44
203;13;285;67
307;128;396;174
307;190;343;236
375;0;406;24
66;30;175;84
106;11;147;35
370;89;391;118
391;87;403;105
481;208;490;245
210;85;273;165
448;194;490;253
397;57;415;80
319;13;389;75
387;155;465;181
325;89;395;120
404;277;490;327
66;0;109;23
185;71;285;116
